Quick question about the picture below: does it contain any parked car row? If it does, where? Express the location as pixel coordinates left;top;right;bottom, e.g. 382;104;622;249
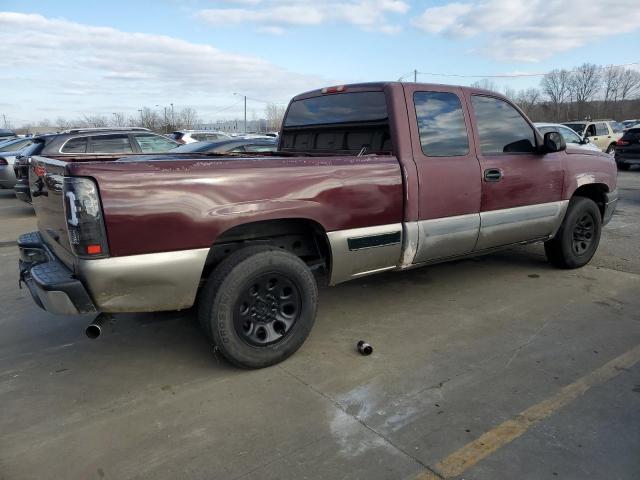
6;128;278;201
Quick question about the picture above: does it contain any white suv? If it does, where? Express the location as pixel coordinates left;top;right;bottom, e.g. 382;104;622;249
170;130;231;144
562;120;623;154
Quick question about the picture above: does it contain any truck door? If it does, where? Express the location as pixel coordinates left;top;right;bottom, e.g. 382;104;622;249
403;85;482;263
465;93;565;250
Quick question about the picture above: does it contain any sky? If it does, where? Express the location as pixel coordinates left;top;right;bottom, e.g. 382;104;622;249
1;0;639;126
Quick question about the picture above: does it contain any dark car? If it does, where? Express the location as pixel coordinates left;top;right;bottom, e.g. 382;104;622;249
615;127;640;170
0;129;17;142
170;138;278;154
13;128;178;202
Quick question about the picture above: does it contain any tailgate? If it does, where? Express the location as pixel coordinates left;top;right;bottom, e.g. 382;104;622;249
29;156;75;269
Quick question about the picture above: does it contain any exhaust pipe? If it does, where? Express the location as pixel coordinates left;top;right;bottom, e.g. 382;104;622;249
86;313;111;339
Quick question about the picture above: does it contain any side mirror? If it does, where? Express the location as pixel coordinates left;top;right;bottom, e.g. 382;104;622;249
542;131;566;153
581;137;590;145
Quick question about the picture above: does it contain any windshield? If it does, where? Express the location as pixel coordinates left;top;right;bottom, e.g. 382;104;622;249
564;123;586;134
284;91;388;127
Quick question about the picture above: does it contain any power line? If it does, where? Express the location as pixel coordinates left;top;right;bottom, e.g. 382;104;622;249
397;62;640;81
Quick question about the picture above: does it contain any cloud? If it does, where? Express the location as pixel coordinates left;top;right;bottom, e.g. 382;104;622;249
0;12;328;122
412;0;640;62
196;0;409;34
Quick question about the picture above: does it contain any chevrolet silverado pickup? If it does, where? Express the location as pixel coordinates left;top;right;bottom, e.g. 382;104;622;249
18;82;618;368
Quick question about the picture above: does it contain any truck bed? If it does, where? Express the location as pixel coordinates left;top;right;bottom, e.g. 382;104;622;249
30;153;404;259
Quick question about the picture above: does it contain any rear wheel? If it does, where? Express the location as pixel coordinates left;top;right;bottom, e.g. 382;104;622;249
198;245;318;368
544;197;602;269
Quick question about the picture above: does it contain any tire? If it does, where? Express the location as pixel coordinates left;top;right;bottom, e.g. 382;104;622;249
617;162;630;171
544;196;602;269
606;144;616;155
198;245;318;368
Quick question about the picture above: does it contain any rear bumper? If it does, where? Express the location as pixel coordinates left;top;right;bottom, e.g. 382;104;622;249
603;189;618;226
18;232;97;315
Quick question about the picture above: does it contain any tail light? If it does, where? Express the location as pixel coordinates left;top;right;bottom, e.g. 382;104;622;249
0;157;7;166
616;139;629;146
63;177;109;258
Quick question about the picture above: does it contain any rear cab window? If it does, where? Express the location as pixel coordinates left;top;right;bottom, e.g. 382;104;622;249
414;91;469;157
281;90;392;154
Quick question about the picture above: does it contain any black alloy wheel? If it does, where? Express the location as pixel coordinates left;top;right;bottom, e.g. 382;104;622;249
571;213;595;256
234;272;302;346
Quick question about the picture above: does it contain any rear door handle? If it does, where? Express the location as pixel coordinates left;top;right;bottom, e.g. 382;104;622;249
484;168;502;182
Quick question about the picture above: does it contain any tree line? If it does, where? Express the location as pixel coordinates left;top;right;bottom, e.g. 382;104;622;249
21;103;286;135
473;63;640;123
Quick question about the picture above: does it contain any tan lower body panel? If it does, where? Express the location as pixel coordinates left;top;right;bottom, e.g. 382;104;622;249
77;249;209;312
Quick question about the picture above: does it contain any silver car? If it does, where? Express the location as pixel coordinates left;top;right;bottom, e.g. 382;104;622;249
535;123;601;153
0;138;34;189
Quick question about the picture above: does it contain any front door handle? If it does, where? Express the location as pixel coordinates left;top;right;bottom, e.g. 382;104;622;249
484;168;502;182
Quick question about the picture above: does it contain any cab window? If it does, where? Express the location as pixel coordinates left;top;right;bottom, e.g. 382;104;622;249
471;96;536;154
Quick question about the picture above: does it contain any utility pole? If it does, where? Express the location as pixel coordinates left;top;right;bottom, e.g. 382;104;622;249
233;93;247;134
170;103;174;130
414;69;418;83
2;114;7;129
138;109;143;127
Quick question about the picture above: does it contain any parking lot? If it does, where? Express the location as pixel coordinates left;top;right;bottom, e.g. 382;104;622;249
0;171;638;479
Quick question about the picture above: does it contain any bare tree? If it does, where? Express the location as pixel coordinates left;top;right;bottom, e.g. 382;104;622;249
515;88;540;118
541;69;570;121
618;68;640;101
176;107;199;130
82;115;109;128
139;107;162;131
569;63;602;119
470;78;499;93
265;103;285;132
110;112;127;127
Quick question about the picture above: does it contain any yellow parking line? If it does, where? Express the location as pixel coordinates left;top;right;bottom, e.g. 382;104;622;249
416;343;640;479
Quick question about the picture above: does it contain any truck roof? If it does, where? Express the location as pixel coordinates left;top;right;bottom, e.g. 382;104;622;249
291;82;499;101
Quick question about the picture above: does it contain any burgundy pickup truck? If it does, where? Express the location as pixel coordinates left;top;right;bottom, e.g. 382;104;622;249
19;82;618;368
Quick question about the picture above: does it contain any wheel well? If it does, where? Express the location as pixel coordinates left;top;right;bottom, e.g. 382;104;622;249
572;183;608;218
201;219;331;282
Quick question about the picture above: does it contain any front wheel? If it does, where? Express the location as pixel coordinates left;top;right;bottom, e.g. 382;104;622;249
198;246;318;368
544;197;602;269
606;144;616;155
